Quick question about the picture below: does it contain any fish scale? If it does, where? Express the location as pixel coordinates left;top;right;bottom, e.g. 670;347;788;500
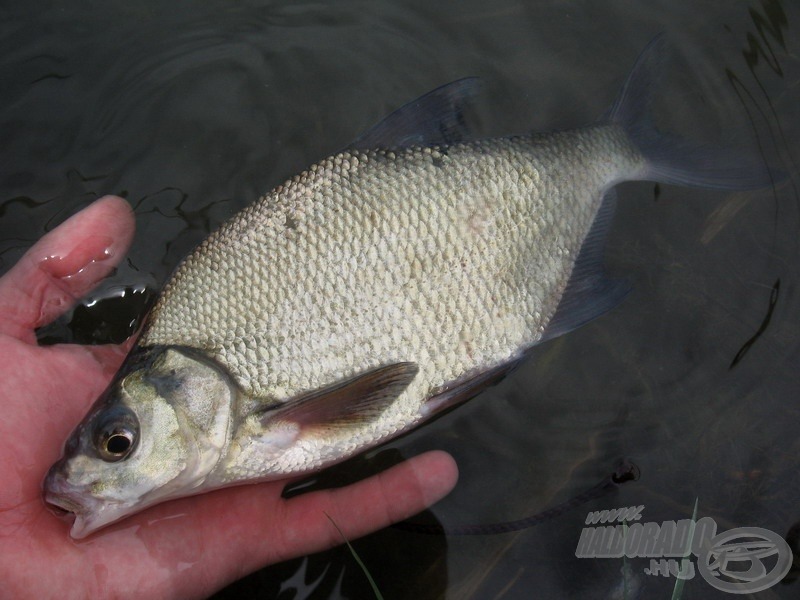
140;127;637;423
214;136;631;480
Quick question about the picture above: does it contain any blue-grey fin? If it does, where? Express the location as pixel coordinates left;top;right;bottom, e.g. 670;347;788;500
606;33;667;130
540;189;631;344
421;357;526;418
610;33;775;190
348;77;481;150
259;362;418;430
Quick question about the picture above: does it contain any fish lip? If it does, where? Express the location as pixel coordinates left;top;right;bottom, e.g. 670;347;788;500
44;491;84;516
43;490;118;539
43;474;136;539
43;468;88;517
42;468;102;536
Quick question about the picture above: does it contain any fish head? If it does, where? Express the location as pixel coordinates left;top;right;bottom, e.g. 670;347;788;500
44;346;235;538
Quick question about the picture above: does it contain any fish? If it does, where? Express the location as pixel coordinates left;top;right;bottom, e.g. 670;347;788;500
43;36;768;539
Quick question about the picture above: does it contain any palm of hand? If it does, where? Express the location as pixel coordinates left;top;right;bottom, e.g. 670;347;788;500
0;197;457;598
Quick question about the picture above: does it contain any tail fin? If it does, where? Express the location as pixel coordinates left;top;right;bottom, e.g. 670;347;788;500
610;34;774;190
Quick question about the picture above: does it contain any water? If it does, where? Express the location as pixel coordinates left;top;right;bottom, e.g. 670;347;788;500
2;1;799;598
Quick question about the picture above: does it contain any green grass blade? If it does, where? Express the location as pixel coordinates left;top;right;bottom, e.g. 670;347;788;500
324;512;384;600
670;497;699;600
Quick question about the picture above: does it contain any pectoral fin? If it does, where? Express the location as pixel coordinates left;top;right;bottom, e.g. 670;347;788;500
258;362;419;434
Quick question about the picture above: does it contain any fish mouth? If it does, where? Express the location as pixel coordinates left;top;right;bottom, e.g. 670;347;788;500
43;490;116;539
43;468;86;517
44;488;95;537
43;467;100;537
43;473;136;539
45;492;83;516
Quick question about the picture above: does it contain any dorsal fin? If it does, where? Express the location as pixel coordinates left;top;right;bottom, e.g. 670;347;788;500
540;189;631;343
349;77;481;150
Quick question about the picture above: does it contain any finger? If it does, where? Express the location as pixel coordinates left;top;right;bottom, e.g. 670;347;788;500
95;451;457;598
225;450;458;571
0;196;135;342
281;450;459;555
85;335;137;376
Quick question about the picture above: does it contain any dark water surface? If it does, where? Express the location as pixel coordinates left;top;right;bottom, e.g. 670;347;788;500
2;1;799;598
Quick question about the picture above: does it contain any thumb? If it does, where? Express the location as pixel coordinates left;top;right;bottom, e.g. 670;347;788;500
0;196;135;343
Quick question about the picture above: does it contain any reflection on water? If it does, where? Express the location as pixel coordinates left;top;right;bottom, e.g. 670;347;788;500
35;284;155;345
2;0;799;598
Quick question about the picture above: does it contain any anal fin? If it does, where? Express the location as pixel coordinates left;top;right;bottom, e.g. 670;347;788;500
540;189;631;344
421;358;525;418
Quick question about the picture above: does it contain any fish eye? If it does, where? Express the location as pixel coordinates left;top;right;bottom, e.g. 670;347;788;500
92;406;139;462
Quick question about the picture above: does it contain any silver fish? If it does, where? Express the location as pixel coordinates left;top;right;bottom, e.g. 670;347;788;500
44;37;764;538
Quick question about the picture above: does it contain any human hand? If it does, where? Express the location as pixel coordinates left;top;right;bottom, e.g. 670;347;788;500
0;196;458;598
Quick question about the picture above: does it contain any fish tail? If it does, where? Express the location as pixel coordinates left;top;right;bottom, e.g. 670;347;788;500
610;34;774;190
